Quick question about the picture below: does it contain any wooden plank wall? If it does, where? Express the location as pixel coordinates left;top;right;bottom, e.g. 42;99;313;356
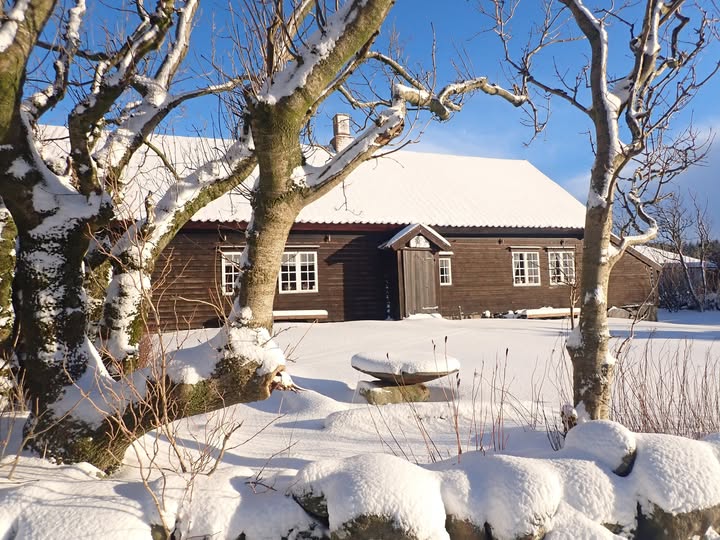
150;226;658;331
436;235;658;318
436;236;582;318
607;251;659;308
150;228;392;330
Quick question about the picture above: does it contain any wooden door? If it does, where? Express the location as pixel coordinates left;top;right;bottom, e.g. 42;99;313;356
402;249;438;315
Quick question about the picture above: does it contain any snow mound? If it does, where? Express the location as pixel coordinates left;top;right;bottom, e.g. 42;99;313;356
168;325;286;385
632;433;720;514
563;420;636;472
292;453;448;539
437;452;562;538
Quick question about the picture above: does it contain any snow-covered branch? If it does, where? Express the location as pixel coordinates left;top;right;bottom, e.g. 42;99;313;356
621;1;680;153
297;70;515;199
366;51;427;92
154;0;199;89
88;0;246;199
23;0;86;121
299;103;406;199
68;0;178;196
560;0;614;129
99;137;257;360
257;0;393;107
609;190;658;266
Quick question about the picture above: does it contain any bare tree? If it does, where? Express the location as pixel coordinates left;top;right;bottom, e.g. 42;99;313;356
224;0;529;334
656;192;715;310
0;0;528;470
481;0;719;419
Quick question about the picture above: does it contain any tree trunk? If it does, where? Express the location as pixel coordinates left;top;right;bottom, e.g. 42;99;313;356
97;253;152;366
0;201;16;349
235;197;302;330
13;221;92;404
10;212;106;460
567;191;616;420
232;104;305;330
678;254;704;311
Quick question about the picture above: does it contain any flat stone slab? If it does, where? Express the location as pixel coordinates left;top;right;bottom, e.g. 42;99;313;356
357;380;430;405
351;352;460;384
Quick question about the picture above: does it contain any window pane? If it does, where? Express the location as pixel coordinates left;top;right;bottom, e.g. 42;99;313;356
513;251;540;286
564;252;576;282
221;252;243;295
513;253;525;284
549;251;575;284
549;252;561;284
527;252;540;284
439;257;452;285
280;252;297;291
300;254;314;290
279;251;317;293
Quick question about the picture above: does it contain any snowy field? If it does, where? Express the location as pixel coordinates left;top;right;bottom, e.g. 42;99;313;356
2;310;720;538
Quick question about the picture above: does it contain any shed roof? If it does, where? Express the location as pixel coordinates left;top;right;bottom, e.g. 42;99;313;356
634;245;718;269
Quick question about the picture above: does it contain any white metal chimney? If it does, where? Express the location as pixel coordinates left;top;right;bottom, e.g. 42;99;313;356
331;113;352;152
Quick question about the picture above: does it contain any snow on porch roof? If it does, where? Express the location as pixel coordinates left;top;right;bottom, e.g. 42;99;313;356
192;149;587;230
379;223;452;251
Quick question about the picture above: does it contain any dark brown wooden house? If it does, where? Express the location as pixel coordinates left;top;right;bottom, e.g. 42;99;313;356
151;149;661;329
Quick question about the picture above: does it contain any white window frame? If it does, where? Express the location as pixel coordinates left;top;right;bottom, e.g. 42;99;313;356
512;251;541;286
279;250;318;294
220;251;244;296
548;250;576;285
439;257;452;286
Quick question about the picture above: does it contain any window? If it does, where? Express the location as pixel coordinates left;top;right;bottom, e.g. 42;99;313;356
279;251;318;293
439;257;452;286
549;250;576;285
220;251;243;295
512;251;540;286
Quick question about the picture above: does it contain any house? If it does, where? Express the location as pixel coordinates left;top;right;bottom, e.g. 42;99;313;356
150;128;660;329
634;245;718;309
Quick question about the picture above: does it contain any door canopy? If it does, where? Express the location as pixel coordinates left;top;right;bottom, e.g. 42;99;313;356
379;223;451;251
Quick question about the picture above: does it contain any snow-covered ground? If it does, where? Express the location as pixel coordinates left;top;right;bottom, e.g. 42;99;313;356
2;310;720;538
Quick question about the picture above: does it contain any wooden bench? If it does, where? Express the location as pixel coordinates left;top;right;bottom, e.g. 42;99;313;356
273;309;329;321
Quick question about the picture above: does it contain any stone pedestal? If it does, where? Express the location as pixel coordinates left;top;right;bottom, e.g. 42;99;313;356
357;380;430;405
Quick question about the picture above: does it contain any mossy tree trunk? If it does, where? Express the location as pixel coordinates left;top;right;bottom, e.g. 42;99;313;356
0;0;283;470
0;201;16;350
229;0;402;331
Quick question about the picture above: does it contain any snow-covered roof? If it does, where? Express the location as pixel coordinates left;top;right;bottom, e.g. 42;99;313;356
36;127;585;230
634;245;718;269
192;149;586;229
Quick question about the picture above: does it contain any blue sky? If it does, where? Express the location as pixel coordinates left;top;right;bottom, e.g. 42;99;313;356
76;1;720;235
